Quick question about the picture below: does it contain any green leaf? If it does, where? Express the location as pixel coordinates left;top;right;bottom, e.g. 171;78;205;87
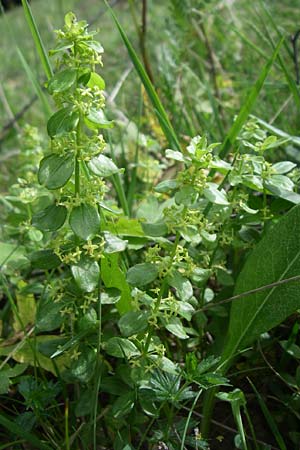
219;37;284;158
105;337;140;358
203;183;229;205
69;204;100;240
47;68;77;94
101;288;121;304
222;205;300;368
118;311;149;337
165;317;189;339
70;349;96;383
87;72;105;90
71;258;100;292
38;154;74;189
111;392;135;418
272;161;297;174
104;232;127;253
101;254;132;313
0;364;28;394
36;297;63;332
21;0;53;81
105;1;181;151
30;250;61;270
88;154;119;177
0;243;26;268
32;204;67;231
167;271;193;302
126;263;158;287
85;109;114;129
47;107;79;137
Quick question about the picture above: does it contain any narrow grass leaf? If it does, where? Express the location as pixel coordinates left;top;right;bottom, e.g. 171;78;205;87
0;414;52;450
104;0;181;152
248;379;287;450
219;37;284;158
21;0;53;80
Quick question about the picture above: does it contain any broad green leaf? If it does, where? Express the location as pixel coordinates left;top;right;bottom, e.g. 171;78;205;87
32;204;67;231
13;289;36;332
71;258;100;292
165;149;185;162
101;254;132;313
118;311;149;337
88;154;119;177
70;349;96;383
272;161;297;174
47;68;77;94
103;217;145;237
85;108;114;129
111;392;135;418
30;250;61;270
126;263;158;287
36;297;63;332
203;183;229;205
47;106;79;137
104;231;127;253
155;179;178;193
0;243;26;268
87;71;105;90
222;204;300;368
165;317;189;339
167;271;193;302
105;337;140;358
38;154;74;189
69;204;100;240
101;288;121;304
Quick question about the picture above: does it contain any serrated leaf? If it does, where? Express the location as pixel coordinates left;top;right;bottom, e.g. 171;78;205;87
38;154;74;190
32;204;67;231
69;204;100;240
88;153;119;177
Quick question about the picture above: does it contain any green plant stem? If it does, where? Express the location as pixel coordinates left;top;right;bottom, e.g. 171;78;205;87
143;232;180;354
181;389;203;450
75;122;81;196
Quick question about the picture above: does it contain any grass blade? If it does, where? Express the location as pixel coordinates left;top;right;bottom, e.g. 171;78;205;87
248;379;287;450
21;0;53;80
219;37;284;158
0;414;52;450
104;0;181;152
17;48;52;119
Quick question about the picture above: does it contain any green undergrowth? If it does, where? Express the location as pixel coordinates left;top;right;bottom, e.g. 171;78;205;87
1;1;300;449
